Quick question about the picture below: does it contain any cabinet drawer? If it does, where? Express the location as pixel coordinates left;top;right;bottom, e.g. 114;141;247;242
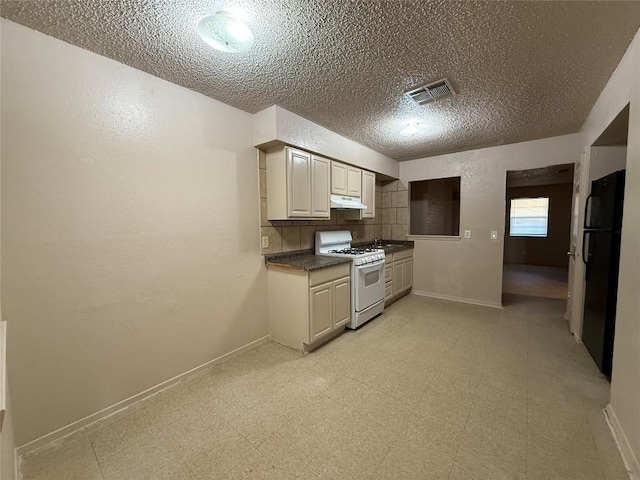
384;265;392;282
384;281;393;301
309;264;351;287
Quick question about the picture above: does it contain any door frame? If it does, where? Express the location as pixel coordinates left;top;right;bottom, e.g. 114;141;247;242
566;146;591;341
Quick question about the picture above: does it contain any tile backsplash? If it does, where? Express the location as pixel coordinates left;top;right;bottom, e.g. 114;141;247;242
259;153;408;254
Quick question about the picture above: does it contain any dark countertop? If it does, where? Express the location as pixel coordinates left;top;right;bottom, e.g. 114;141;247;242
265;250;352;272
380;244;413;255
354;240;414;255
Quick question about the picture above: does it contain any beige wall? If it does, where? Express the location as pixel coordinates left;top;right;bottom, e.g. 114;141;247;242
1;19;267;446
582;28;640;475
504;183;573;268
589;146;627;182
400;133;585;307
259;159;409;255
0;59;16;476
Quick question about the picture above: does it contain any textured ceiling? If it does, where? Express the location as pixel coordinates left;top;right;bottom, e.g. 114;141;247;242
2;1;640;161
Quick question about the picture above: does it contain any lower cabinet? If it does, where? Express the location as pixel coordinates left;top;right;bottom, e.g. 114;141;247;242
392;261;404;295
268;263;351;352
385;249;414;305
310;276;350;342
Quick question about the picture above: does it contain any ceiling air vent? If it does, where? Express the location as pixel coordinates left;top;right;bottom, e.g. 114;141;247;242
405;78;456;105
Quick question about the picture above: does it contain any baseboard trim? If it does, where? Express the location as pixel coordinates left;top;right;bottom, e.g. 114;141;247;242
605;404;639;480
16;335;271;457
411;290;503;309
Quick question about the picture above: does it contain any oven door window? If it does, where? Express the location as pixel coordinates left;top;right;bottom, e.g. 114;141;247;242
355;262;385;312
365;270;380;286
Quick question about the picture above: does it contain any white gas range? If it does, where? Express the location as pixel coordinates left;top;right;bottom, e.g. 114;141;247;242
315;230;385;329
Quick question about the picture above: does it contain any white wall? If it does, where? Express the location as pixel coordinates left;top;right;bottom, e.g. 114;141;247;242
0;44;16;474
1;19;267;447
253;105;399;178
582;29;640;477
400;133;585;307
589;146;627;182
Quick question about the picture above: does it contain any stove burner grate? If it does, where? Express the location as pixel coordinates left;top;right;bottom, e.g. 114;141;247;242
328;247;380;255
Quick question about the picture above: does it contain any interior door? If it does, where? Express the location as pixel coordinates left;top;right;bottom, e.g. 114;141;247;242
566;147;590;340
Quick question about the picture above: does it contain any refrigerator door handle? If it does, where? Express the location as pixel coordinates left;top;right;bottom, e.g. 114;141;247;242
582;230;591;267
584;192;594;229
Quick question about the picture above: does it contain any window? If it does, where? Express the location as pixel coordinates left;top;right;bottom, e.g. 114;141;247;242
509;197;549;237
409;177;460;236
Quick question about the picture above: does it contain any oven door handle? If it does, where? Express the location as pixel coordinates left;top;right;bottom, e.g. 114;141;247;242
356;259;386;270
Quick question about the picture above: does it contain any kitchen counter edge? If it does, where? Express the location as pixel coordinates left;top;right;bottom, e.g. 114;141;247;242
264;250;352;272
354;241;415;254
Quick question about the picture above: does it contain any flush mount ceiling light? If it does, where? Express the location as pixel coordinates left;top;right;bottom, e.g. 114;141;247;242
400;122;428;137
197;11;254;53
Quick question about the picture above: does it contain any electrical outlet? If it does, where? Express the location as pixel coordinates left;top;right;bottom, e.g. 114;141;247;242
352;230;358;239
464;230;471;239
261;236;269;248
491;231;498;240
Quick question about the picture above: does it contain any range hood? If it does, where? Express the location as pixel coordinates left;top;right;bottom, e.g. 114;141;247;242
330;194;367;210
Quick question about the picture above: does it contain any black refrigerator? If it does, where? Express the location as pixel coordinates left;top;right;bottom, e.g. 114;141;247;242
582;170;625;378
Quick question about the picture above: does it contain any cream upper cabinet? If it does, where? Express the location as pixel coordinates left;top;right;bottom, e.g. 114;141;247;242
311;155;331;217
266;146;330;220
331;160;361;197
361;170;376;218
287;148;312;217
347;166;362;197
331;161;348;195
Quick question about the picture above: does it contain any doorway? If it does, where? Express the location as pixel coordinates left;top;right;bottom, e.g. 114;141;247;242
502;163;575;302
567;104;628;379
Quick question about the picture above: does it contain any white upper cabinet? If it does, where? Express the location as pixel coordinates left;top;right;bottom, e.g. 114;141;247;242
266;146;330;220
361;170;376;218
347;166;362;197
331;161;361;197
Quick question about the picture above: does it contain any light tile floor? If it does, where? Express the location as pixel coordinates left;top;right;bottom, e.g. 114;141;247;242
20;294;630;480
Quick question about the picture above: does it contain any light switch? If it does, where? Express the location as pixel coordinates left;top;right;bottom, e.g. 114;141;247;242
261;236;269;248
464;230;471;239
491;231;498;240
